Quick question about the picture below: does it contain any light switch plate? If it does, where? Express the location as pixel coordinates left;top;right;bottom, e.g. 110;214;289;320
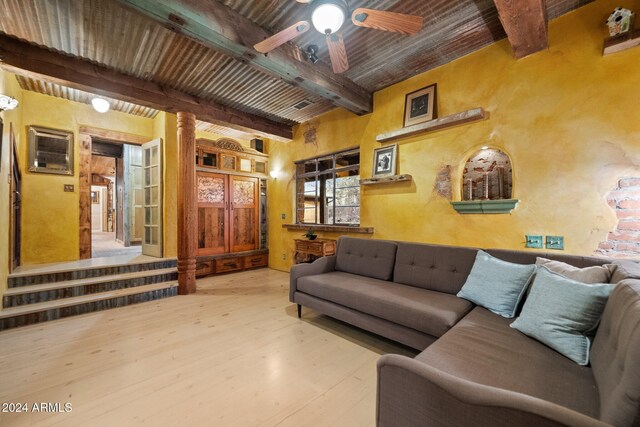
525;235;543;249
64;184;75;192
546;235;564;250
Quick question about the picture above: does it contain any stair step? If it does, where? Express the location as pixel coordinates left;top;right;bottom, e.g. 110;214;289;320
3;268;178;307
0;282;178;330
5;268;178;296
8;258;177;288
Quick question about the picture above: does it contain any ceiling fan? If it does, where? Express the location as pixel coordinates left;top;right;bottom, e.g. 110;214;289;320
253;0;423;74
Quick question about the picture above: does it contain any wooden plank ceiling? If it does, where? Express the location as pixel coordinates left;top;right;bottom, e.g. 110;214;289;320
0;0;592;140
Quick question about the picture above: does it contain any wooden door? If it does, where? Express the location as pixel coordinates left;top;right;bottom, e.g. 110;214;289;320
8;122;21;271
196;171;228;255
230;176;259;252
141;139;163;257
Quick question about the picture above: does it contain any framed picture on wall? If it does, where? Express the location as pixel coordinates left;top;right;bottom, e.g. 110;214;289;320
403;84;437;127
372;144;398;178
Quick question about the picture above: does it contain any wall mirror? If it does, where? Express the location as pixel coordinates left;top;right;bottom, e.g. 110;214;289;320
28;125;74;175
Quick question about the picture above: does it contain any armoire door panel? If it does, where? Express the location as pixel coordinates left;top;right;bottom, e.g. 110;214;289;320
196;172;229;255
230;176;259;253
197;207;226;255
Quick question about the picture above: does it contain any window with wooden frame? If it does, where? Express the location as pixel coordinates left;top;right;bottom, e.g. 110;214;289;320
295;148;360;225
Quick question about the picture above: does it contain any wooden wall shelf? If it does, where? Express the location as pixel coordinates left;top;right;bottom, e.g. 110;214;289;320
360;174;412;185
376;108;488;143
603;29;640;55
283;224;374;234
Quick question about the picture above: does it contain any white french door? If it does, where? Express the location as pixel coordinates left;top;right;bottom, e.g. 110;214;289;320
142;138;163;257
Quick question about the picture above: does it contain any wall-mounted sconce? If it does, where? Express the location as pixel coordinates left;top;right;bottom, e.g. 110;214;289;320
91;97;110;113
269;170;280;179
0;94;19;111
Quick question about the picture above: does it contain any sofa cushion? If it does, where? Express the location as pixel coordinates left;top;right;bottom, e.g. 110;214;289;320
535;257;613;284
334;237;397;281
393;242;479;294
457;251;536;318
590;279;640;426
297;271;473;338
610;259;640;284
510;267;614;365
416;307;600;419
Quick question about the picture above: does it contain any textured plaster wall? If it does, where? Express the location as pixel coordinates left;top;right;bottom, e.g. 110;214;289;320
267;0;640;272
19;90;154;265
0;70;24;302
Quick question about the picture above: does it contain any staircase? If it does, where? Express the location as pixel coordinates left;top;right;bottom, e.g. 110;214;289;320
1;258;178;330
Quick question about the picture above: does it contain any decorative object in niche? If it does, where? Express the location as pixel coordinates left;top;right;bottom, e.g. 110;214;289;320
28;126;74;175
462;147;512;201
372;144;397;178
606;7;634;36
451;147;518;214
403;84;437;127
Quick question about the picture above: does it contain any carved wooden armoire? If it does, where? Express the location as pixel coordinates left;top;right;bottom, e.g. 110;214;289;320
194;138;268;277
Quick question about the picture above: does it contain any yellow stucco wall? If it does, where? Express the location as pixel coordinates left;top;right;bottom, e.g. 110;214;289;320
19;91;155;264
268;0;640;272
0;70;24;300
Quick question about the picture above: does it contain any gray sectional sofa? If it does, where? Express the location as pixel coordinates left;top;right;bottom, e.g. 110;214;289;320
289;236;640;427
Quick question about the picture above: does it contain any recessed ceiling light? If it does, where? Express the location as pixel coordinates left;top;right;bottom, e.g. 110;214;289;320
91;98;110;113
481;146;489;149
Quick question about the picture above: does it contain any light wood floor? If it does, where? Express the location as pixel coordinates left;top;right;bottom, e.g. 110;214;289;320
0;268;416;427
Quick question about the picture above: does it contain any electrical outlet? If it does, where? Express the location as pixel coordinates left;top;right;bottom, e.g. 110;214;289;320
525;235;543;249
64;184;75;192
546;235;564;250
281;213;286;220
281;253;286;260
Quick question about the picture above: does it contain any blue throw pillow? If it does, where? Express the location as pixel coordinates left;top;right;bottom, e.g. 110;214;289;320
510;267;614;365
457;250;536;318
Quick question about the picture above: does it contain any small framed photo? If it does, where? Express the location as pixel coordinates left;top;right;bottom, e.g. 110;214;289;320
372;144;398;178
403;84;437;127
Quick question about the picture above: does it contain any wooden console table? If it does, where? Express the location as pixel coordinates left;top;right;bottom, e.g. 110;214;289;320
294;239;336;264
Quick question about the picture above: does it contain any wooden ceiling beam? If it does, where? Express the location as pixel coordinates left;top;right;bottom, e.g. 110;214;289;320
0;34;292;142
116;0;373;115
493;0;548;58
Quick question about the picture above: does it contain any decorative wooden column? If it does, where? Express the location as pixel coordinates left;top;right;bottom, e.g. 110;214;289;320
177;112;197;294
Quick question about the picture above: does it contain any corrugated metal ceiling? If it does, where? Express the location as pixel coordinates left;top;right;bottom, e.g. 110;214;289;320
0;0;593;135
16;76;159;119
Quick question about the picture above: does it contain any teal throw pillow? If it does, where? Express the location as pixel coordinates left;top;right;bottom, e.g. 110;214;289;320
510;267;614;365
457;250;536;318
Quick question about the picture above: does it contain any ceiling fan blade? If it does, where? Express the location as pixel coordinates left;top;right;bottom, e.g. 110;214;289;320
351;8;423;35
254;21;310;53
326;32;349;74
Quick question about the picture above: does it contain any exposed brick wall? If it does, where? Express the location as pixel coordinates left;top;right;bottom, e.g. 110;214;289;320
434;165;452;199
597;177;640;258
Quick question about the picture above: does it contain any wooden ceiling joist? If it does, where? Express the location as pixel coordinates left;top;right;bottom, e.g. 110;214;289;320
117;0;373;115
493;0;548;58
0;34;292;142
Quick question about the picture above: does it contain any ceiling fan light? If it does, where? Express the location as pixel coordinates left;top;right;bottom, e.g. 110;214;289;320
311;3;345;35
91;97;110;113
